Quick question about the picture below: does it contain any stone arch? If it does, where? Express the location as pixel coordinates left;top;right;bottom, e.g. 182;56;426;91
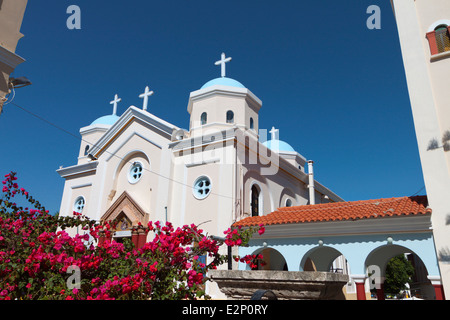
427;19;450;32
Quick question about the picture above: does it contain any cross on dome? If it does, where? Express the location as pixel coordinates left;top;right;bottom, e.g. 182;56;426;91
109;94;121;116
270;126;279;140
215;52;232;78
139;86;154;111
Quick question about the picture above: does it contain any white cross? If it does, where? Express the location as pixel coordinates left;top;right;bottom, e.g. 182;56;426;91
109;94;121;115
139;86;154;111
215;52;232;78
270;126;279;140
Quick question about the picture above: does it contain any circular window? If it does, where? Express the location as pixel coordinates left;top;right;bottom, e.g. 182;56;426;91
193;176;212;200
74;196;85;213
128;162;143;184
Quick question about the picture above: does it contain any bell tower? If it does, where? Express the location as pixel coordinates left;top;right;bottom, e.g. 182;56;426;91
391;0;450;299
187;53;262;138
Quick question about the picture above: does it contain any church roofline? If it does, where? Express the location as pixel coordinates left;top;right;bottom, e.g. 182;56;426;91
187;84;262;114
89;106;180;158
243;213;432;240
56;161;98;178
235;195;431;228
79;124;110;135
0;45;25;69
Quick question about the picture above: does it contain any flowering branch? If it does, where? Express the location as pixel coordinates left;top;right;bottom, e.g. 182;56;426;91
0;172;265;300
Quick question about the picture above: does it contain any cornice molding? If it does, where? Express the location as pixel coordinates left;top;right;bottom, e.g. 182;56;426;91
89;106;179;158
0;45;25;70
56;161;98;178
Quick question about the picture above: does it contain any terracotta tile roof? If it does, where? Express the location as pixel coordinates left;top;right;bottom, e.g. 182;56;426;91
235;196;431;227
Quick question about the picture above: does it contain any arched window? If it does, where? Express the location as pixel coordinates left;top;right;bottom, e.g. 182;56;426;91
426;22;450;55
251;185;260;217
250;117;254;130
285;198;292;207
201;112;207;125
435;25;450;53
226;110;234;124
84;145;90;156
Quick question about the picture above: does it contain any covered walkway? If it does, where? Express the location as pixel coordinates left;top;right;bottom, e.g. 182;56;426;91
235;196;445;300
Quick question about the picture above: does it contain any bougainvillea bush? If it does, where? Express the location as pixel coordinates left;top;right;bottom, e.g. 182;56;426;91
0;172;264;300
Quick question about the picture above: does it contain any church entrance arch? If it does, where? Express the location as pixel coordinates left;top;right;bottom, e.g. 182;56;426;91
249;248;288;271
365;244;436;300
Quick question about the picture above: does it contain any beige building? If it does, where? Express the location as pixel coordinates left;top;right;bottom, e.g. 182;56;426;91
391;0;450;298
0;0;28;114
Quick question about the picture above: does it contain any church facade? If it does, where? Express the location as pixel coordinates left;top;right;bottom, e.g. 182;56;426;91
56;53;342;249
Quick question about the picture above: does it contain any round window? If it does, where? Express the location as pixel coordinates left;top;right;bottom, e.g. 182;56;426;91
193;176;212;200
128;162;143;184
74;196;85;213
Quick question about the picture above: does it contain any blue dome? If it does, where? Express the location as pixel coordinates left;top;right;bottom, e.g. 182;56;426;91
90;114;119;126
262;139;296;152
201;77;245;89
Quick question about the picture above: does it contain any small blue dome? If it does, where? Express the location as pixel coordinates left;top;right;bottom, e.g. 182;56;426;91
201;77;245;89
90;114;119;126
262;139;296;152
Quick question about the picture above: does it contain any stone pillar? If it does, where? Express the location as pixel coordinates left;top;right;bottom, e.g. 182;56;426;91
353;275;367;300
132;225;148;249
131;228;139;248
137;232;147;248
428;276;446;300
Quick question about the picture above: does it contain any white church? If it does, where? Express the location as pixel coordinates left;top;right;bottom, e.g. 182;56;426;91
57;52;342;245
56;53;444;300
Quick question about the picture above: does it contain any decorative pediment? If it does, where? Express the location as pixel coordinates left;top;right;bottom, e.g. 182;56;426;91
89;106;179;159
100;191;149;227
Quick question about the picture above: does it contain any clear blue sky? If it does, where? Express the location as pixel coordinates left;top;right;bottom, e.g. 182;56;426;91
0;0;424;214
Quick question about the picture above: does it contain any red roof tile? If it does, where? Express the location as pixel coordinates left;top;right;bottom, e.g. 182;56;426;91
234;196;431;227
